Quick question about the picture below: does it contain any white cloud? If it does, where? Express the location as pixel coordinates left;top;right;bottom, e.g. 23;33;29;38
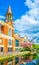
14;19;23;31
14;0;39;41
0;15;5;19
29;8;39;21
25;0;39;21
25;0;35;9
25;0;39;9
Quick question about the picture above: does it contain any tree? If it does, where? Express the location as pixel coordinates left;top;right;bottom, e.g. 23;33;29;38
21;42;33;52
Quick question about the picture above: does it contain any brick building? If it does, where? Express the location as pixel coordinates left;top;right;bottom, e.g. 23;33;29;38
0;6;22;53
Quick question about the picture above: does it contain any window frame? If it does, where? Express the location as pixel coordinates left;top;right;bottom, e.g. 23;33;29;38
8;47;12;52
15;39;19;47
8;39;12;46
8;28;12;36
0;47;4;52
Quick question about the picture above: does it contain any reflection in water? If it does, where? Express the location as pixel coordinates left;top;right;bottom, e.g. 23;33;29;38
0;62;3;65
0;55;39;65
15;57;19;64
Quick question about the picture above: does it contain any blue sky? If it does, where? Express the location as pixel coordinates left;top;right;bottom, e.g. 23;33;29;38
0;0;39;43
0;0;28;20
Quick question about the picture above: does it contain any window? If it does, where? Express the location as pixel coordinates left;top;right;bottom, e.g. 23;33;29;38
1;47;3;52
0;47;3;52
8;29;12;45
15;40;19;46
8;29;12;36
15;48;19;51
8;39;12;45
8;47;12;52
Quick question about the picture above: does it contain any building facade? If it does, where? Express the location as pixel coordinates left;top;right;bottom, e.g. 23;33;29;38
0;6;22;54
0;6;32;54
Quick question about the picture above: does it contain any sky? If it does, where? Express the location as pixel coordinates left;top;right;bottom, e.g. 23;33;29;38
0;0;39;43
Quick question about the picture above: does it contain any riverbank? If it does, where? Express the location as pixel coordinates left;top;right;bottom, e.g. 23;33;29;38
0;51;37;62
0;51;30;62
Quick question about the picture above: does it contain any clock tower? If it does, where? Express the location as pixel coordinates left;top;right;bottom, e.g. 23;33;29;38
6;5;12;22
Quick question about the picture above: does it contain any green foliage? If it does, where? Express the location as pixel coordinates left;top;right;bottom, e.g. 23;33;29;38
32;44;39;49
21;47;31;52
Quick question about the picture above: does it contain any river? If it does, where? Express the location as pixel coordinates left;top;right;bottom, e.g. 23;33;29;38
0;54;39;65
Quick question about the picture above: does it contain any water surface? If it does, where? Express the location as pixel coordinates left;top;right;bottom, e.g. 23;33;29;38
0;54;39;65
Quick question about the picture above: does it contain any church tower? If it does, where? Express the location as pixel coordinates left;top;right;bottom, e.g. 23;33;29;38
4;6;15;52
6;5;13;26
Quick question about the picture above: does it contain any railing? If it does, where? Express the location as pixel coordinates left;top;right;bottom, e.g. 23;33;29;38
0;51;30;56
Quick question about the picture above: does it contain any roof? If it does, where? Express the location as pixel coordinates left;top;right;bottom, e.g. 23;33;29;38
8;5;12;13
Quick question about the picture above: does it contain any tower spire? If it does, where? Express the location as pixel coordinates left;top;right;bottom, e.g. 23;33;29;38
6;5;12;22
8;5;12;13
